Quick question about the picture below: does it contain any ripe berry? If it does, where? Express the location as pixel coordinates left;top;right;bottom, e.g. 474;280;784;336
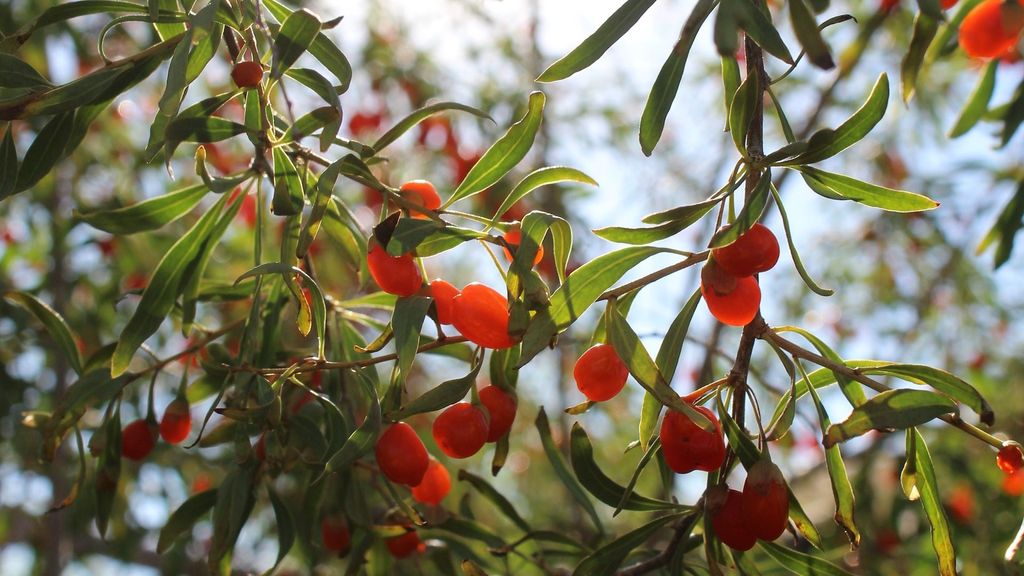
573;344;629;402
479;385;517;442
451;283;516;349
231;60;264;88
710;487;757;551
711;223;780;277
959;0;1024;59
741;460;790;541
399;180;442;219
1004;469;1024;496
701;261;761;327
429;279;459;325
321;516;351;554
159;397;192;444
121;419;157;461
997;444;1024;474
411;458;451;505
941;0;957;7
432;402;489;459
375;422;429;486
386;529;424;558
366;243;422;297
660;402;725;474
501;226;544;266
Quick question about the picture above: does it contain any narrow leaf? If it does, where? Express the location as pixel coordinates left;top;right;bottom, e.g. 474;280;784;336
824;389;958;447
74;183;208;235
6;291;84;375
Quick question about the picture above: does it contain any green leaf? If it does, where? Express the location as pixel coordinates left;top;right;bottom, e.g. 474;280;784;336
570;423;687;512
391;296;432;387
371;101;492;154
490;166;596;226
911;429;956;575
537;0;657;82
264;487;295;576
158;489;218;553
458;469;531;532
0;54;52;89
263;0;353;91
775;326;865;407
708;174;770;248
5;291;84;376
535;408;603;533
594;218;700;245
796;166;939;213
414;226;489;257
165;117;248;161
572;512;688;576
759;541;856;575
639;0;715;156
607;303;711;429
111;192;233;376
823;389;958;447
272;147;304;215
147;91;237;160
950;61;997;138
517;246;669;366
323;370;381;474
801;362;860;547
900;14;938;103
271;9;321;78
784;74;888;165
285;67;341;111
94;410;121;538
180;188;244;335
74;183;208;235
977;179;1024;268
15;110;75;193
614;439;662;516
733;0;794;64
234;263;327;359
445;92;545;207
789;0;834;69
643;289;701;450
386;218;443;256
209;463;258;571
1002;77;1024;147
641;196;723;225
0;128;18;200
728;74;758;156
859;363;993;425
769;184;834;296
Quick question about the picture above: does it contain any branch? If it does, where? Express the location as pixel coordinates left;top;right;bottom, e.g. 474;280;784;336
616;516;695;576
597;251;709;302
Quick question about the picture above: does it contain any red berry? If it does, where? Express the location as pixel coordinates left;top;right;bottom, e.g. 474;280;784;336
399;180;442;219
366;243;422;297
231;60;264;88
501;226;544;266
386;529;424;558
711;224;780;277
192;473;212;493
159;397;192;445
255;434;267;461
1004;469;1024;496
321;516;351;554
479;385;517;442
411;458;451;505
432;402;488;459
375;423;429;486
740;460;789;541
660;402;725;474
701;262;761;327
711;488;757;551
946;485;975;524
451;283;516;349
121;419;157;461
573;344;629;402
348;111;383;135
997;444;1024;474
960;0;1024;59
941;0;957;8
429;279;459;325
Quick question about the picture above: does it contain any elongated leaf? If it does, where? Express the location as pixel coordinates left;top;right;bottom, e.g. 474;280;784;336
770;184;834;296
94;410;121;538
642;289;701;450
859;363;992;424
491;166;596;226
112;192;233;376
802;363;859;547
728;71;758;156
391;296;432;387
272;147;304;215
0;54;52;89
950;61;997;138
911;429;956;575
641;196;723;225
158;489;218;553
209;463;258;571
264;487;295;576
639;0;715;156
324;370;381;474
517;246;669;365
594;218;699;245
708;173;770;248
445;92;545;207
372;101;492;153
535;408;603;532
733;0;794;64
775;326;865;407
760;541;855;575
74;183;208;235
285;67;341;111
234;263;327;359
263;0;353;91
537;0;657;82
796;166;938;213
614;439;662;517
573;512;687;576
789;0;834;69
570;423;686;511
6;291;84;375
180;187;244;335
458;469;531;532
16;110;74;193
823;389;957;447
271;9;321;78
165;117;248;160
0;128;18;200
901;14;938;102
977;179;1024;268
784;74;888;165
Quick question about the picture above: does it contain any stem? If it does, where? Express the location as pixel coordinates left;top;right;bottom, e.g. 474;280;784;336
596;251;709;302
616;515;696;576
247;335;470;376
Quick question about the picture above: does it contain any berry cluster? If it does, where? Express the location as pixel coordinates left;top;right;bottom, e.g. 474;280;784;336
701;223;779;326
120;396;193;462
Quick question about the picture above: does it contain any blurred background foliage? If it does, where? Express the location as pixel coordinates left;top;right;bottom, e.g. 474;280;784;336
1;0;1024;574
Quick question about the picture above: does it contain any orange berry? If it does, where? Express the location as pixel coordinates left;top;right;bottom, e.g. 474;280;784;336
366;243;422;297
386;529;424;558
711;488;758;551
429;279;459;325
1004;469;1024;496
432;402;489;459
741;460;789;541
479;385;517;442
159;397;192;444
701;261;761;327
501;227;544;266
375;423;429;486
411;458;451;505
573;344;629;402
231;60;264;88
122;419;157;461
321;516;351;554
399;180;441;219
959;0;1024;59
660;403;725;474
997;444;1024;474
711;224;780;277
450;283;516;349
